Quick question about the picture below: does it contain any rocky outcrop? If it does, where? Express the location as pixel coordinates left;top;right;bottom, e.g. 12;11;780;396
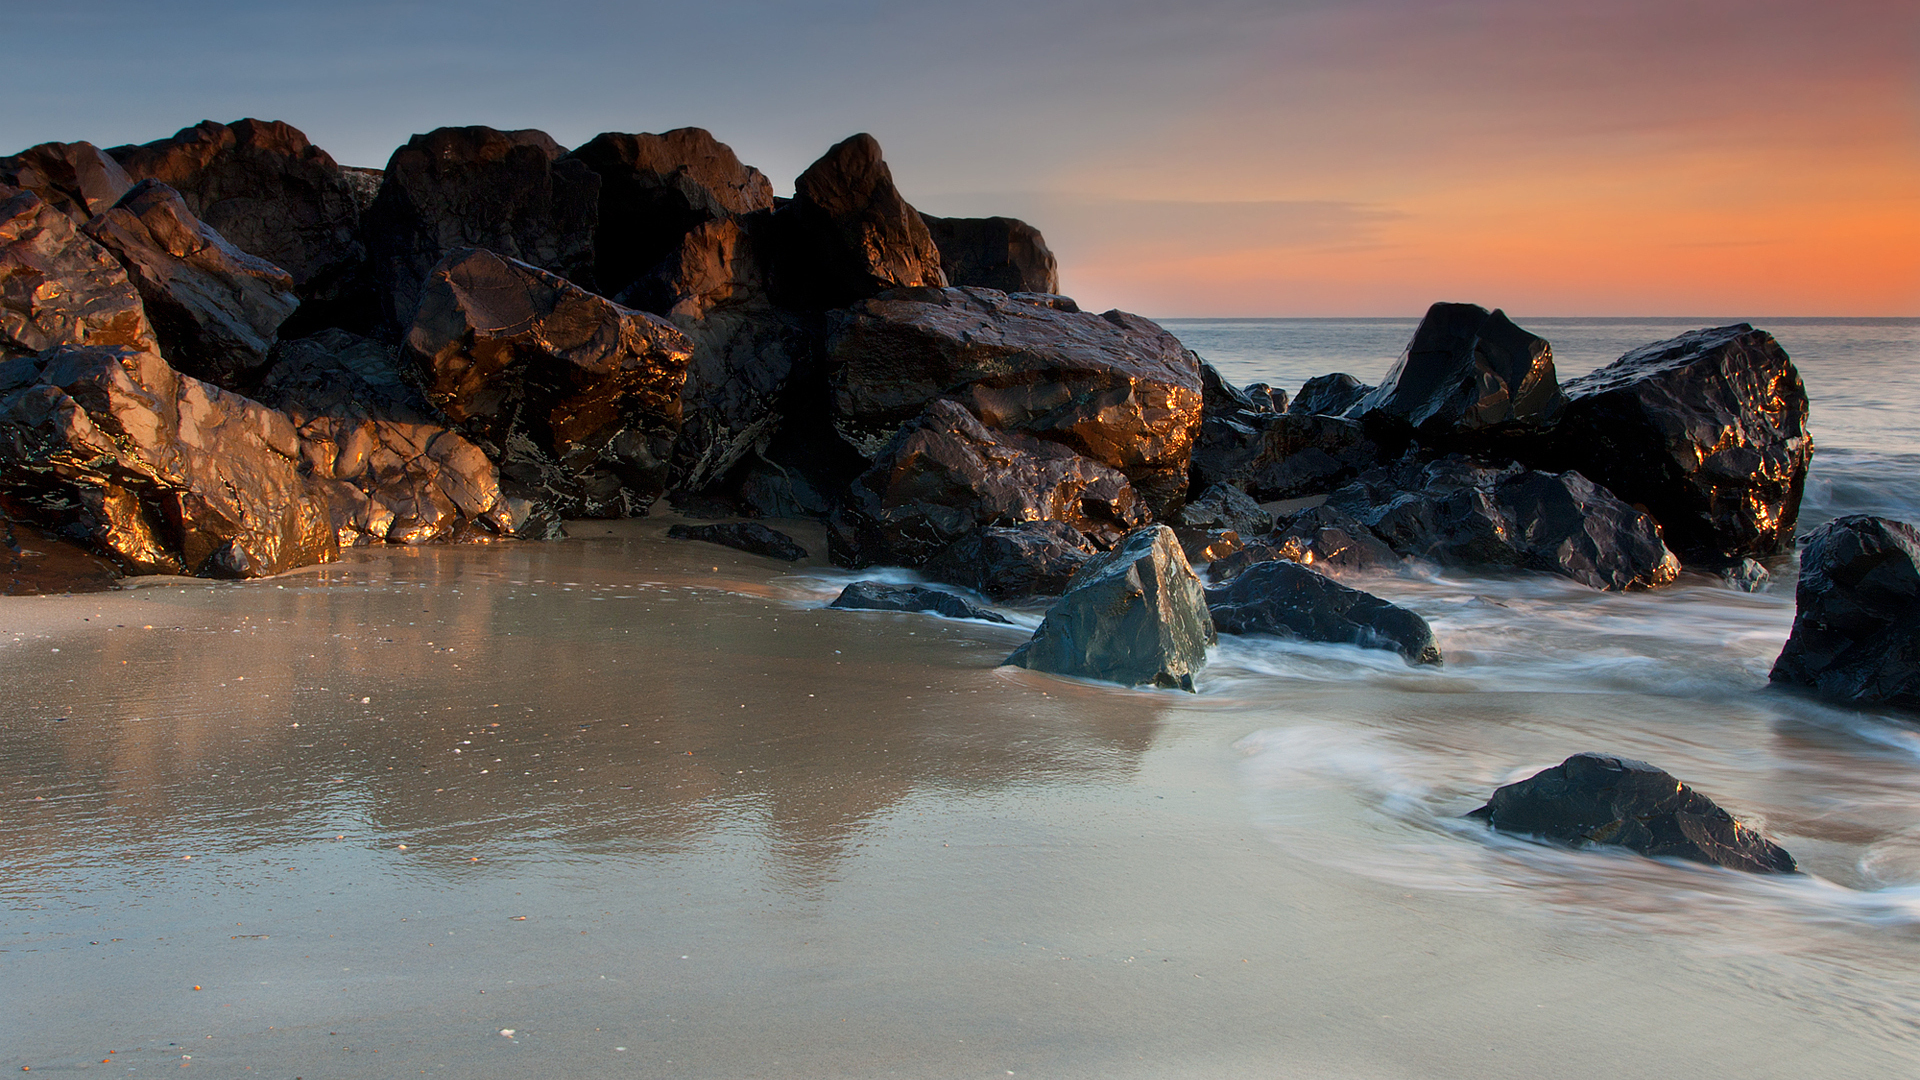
1005;525;1215;690
565;128;775;301
0;345;336;576
1354;302;1565;442
1188;410;1381;501
1;187;159;361
363;126;600;332
828;399;1146;569
825;286;1204;512
921;215;1059;295
1327;456;1680;591
1175;482;1272;537
0;141;132;223
1551;324;1811;563
1469;753;1798;874
1769;516;1920;709
81;181;299;389
405;247;691;518
921;520;1095;601
776;133;944;309
666;520;808;561
828;579;1010;623
1289;373;1369;417
1205;560;1440;665
1208;504;1400;581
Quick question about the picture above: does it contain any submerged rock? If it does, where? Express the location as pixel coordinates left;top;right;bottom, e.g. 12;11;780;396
1005;525;1215;691
921;214;1059;295
1205;560;1440;665
1469;753;1798;874
1355;302;1565;441
1;186;159;361
1769;515;1920;709
828;579;1009;623
667;521;808;562
921;520;1095;601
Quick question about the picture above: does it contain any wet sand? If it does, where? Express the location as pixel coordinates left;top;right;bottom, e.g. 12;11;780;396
4;519;1918;1077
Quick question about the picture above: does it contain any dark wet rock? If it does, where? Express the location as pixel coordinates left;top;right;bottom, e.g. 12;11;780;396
1722;557;1770;592
1355;303;1565;441
825;286;1204;513
0;141;132;223
0;345;337;577
1005;524;1215;691
667;520;807;562
1208;504;1400;582
921;215;1058;295
363;126;600;332
1206;560;1440;665
1172;526;1242;565
1;187;159;361
1188;410;1381;501
776;133;944;309
734;456;831;520
828;399;1146;569
1551;324;1811;562
1244;382;1288;413
81;180;299;390
921;520;1095;601
1769;515;1920;709
405;248;691;518
1289;372;1369;417
828;579;1010;623
1175;482;1273;537
1469;753;1798;874
258;329;554;545
1328;456;1680;591
565;128;775;301
2;514;122;594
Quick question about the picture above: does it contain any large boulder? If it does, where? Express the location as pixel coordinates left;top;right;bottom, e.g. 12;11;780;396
1289;372;1369;417
775;133;945;309
921;520;1095;601
1769;516;1920;709
829;398;1146;568
829;580;1010;624
0;345;336;577
1;186;159;361
405;247;691;518
1354;302;1565;442
1469;753;1798;874
1188;409;1381;501
564;128;775;301
1328;456;1680;591
1208;504;1400;581
1205;560;1440;665
921;215;1059;294
81;180;299;390
0;141;132;223
363;126;600;332
825;286;1205;513
1550;324;1811;563
1004;524;1215;690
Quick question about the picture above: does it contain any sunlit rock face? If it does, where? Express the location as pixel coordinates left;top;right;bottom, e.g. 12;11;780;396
1550;324;1811;563
0;140;133;224
0;186;158;361
1770;515;1920;710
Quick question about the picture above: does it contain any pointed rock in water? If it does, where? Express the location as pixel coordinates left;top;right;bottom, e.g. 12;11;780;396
921;521;1096;601
1769;515;1920;710
1205;560;1440;666
1469;753;1797;874
829;580;1009;623
1;186;159;361
1005;525;1215;691
0;141;133;223
921;214;1059;295
667;521;807;562
1354;302;1565;441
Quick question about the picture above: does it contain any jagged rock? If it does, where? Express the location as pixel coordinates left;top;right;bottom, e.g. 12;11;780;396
1244;382;1288;413
1328;456;1680;591
0;141;132;223
921;520;1095;601
1289;372;1369;417
776;133;944;308
825;286;1204;513
1722;557;1770;592
1355;303;1565;441
1769;516;1920;709
1469;753;1798;874
1208;504;1400;581
565;128;775;301
1206;560;1440;665
405;247;691;518
363;126;600;332
1188;410;1381;500
829;399;1146;568
1005;524;1215;690
258;329;552;546
1175;482;1272;536
1551;324;1811;562
921;215;1058;294
1172;527;1242;565
828;579;1009;623
1;187;159;360
0;345;336;577
667;520;807;562
80;180;299;390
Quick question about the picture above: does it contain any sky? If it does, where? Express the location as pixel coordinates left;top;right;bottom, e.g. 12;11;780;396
4;0;1915;317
